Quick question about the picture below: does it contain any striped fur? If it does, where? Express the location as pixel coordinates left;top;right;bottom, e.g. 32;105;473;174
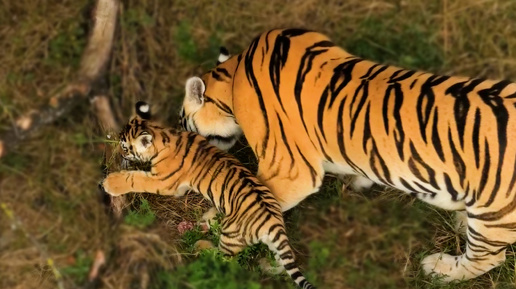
180;28;516;282
100;101;315;289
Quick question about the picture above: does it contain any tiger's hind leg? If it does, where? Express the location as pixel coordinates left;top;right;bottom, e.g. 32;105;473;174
422;216;512;282
258;162;324;212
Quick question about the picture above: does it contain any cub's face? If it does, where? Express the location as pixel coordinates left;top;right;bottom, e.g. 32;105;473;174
180;76;242;151
119;119;155;162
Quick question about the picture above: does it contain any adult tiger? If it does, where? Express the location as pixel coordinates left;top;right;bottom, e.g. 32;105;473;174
179;28;516;282
100;101;315;289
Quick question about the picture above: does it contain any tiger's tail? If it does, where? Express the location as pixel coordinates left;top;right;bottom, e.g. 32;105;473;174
267;225;315;289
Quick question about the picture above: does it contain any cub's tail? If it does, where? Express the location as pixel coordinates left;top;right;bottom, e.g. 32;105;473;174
267;225;315;289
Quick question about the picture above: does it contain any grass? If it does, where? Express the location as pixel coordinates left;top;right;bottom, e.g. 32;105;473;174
1;0;516;289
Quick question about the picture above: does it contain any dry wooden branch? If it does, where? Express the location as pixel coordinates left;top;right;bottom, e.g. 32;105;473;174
91;95;129;218
0;0;119;159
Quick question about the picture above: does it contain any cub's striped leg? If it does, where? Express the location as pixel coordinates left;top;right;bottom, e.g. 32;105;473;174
217;218;247;256
422;217;512;282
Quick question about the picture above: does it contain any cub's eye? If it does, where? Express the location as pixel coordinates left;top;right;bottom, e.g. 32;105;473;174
121;144;128;152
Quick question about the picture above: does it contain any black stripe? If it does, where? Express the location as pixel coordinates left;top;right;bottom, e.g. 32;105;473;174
350;78;370;138
443;173;459;201
408;141;439;189
478;81;510;207
281;28;311;37
417;75;450;143
431;109;445;161
448;129;466;186
244;36;269;157
215;67;231;78
328;58;362;108
296;144;318;186
472;108;481;168
369;139;392;185
361;103;372;153
277;112;295;170
294;41;334;134
317;87;330;141
269;33;291;115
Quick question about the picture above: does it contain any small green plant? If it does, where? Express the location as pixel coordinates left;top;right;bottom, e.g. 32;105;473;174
124;199;156;229
61;250;92;285
45;20;86;68
155;249;269;289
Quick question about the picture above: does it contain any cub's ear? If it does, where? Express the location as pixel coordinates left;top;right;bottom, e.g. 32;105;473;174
216;46;230;65
185;77;205;107
136;132;153;151
135;101;151;120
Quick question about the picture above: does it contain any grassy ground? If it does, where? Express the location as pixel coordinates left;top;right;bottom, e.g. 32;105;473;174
1;0;516;288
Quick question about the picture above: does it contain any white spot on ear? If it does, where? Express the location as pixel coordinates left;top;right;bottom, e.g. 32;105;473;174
217;53;230;64
139;104;149;113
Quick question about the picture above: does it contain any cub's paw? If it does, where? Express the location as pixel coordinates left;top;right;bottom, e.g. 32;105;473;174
194;240;215;253
421;253;464;282
258;257;285;275
200;207;218;229
99;173;127;196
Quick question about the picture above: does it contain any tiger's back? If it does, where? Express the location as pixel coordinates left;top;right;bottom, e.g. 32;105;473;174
180;28;516;282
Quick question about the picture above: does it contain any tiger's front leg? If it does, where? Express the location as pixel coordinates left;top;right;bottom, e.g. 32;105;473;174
100;170;170;196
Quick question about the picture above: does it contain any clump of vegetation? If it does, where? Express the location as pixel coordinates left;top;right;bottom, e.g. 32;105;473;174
124;199;156;229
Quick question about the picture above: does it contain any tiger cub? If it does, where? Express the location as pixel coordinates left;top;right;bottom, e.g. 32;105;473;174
100;101;315;289
179;28;516;282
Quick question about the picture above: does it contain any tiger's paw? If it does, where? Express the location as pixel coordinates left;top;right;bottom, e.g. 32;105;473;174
349;176;375;192
258;257;285;275
421;253;465;282
99;173;128;196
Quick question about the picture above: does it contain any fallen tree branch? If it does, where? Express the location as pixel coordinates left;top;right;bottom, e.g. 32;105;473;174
0;0;119;159
91;95;130;218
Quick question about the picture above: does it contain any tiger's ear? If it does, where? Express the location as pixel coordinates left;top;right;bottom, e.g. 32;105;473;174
136;132;153;151
135;101;151;120
216;46;230;65
185;77;205;108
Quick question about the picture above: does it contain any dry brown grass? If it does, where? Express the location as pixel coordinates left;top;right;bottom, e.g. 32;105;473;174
1;0;515;288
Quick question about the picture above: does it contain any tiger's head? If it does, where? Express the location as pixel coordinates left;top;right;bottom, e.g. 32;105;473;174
179;47;242;151
118;101;157;162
